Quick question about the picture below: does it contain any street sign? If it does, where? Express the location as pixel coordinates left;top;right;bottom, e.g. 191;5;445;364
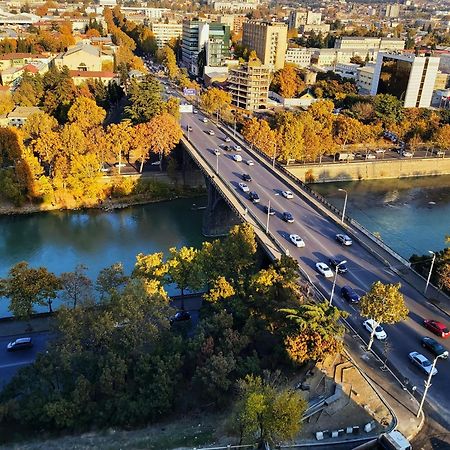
183;88;197;96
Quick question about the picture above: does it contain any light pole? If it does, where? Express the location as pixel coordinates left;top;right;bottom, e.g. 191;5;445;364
265;193;279;234
338;188;348;224
233;116;237;137
329;260;347;306
216;153;219;174
424;250;436;295
416;353;445;418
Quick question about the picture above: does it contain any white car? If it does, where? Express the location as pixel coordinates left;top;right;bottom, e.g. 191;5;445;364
336;234;352;246
402;151;413;157
289;234;305;248
282;190;294;199
208;130;215;136
202;117;208;123
233;145;242;152
233;154;243;162
114;162;126;168
213;148;221;156
363;319;387;340
193;109;198;114
246;160;254;166
238;182;249;192
409;352;438;376
365;153;376;159
315;262;334;278
224;137;231;142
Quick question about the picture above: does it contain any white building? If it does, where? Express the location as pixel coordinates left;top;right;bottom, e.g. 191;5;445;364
357;63;376;94
334;37;405;52
151;22;182;48
371;53;440;108
285;47;313;67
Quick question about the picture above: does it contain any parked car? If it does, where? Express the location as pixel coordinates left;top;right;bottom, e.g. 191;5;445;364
282;190;294;199
6;337;33;352
100;164;111;173
248;191;260;203
423;319;450;338
238;182;249;192
341;285;360;303
246;160;254;166
336;233;352;246
328;258;348;274
421;336;449;358
242;173;252;182
402;151;413;157
363;319;387;340
114;162;126;168
202;117;208;123
213;148;221;156
224;137;231;143
207;130;215;136
365;153;376;160
290;234;305;247
315;262;334;278
282;212;294;223
170;311;191;324
233;154;243;162
409;351;438;376
264;205;275;215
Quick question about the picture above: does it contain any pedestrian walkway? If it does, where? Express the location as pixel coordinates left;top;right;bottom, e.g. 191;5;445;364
0;315;52;338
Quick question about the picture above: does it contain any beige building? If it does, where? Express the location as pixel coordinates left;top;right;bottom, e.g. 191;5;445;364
242;21;287;71
53;43;103;72
285;47;313;67
228;60;270;110
151;22;183;48
434;71;449;90
0;106;41;127
69;70;120;86
334;37;405;52
357;64;376;94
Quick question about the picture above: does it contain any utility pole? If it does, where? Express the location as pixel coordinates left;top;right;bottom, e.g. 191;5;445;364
424;251;436;295
338;188;348;224
329;260;347;306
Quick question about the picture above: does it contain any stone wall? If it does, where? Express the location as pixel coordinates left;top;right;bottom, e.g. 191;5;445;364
286;158;450;183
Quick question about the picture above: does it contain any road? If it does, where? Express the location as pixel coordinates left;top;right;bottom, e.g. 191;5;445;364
177;104;450;427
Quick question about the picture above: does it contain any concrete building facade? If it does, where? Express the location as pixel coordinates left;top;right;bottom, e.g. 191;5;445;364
334;37;405;52
151;22;182;48
285;47;313;67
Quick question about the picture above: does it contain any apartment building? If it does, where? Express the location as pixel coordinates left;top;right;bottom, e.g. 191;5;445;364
385;4;400;18
285;47;313;67
357;64;376;94
334;37;405;52
288;10;322;30
228;61;270;110
371;53;440;107
242;21;287;71
151;22;182;48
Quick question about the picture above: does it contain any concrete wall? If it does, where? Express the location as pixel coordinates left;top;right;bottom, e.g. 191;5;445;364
286;157;450;183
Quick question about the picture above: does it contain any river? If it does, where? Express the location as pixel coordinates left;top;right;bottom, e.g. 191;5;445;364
0;197;207;317
311;175;450;259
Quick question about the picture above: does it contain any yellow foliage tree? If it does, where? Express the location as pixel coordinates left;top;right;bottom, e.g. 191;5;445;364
67;97;106;133
200;87;232;116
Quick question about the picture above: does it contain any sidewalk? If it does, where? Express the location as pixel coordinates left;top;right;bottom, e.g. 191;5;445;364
0;315;52;338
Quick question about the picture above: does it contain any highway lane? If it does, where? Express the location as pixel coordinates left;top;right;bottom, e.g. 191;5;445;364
179;109;450;425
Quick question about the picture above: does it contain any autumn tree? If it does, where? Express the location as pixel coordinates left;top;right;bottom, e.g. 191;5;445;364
157;44;179;80
276;112;305;162
106;120;134;171
433;124;450;153
270;64;305;98
67;96;106;132
242;118;277;159
0;93;14;115
60;264;93;309
359;281;409;351
96;262;128;299
200;87;232;116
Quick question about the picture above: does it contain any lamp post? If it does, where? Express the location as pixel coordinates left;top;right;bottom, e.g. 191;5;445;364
329;260;347;306
233;116;237;137
265;193;279;234
424;251;436;295
338;188;348;224
416;353;445;418
216;153;219;175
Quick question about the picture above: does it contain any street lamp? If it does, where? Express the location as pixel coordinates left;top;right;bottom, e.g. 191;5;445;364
424;251;436;295
329;260;347;306
338;188;348;224
265;193;279;234
216;153;219;175
233;116;237;137
272;148;277;168
416;353;446;418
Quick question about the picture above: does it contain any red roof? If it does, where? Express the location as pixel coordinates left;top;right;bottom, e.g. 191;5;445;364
22;64;39;73
69;70;117;78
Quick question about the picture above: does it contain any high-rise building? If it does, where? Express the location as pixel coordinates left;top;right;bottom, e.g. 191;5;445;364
228;60;270;110
370;53;440;107
242;21;287;71
150;22;182;48
385;4;400;18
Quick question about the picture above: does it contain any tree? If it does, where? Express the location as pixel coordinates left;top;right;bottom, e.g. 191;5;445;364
67;96;106;132
60;264;93;309
242;118;277;159
231;374;307;446
433;124;450;153
270;64;305;98
0;93;14;115
157;45;179;80
373;94;403;125
106;120;134;172
359;281;409;350
200;87;232;116
96;263;128;300
276;112;305;162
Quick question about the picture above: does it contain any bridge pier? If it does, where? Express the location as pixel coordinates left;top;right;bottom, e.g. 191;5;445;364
202;176;242;237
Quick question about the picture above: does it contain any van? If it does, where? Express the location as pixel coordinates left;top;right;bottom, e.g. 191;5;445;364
336;152;355;161
7;337;33;351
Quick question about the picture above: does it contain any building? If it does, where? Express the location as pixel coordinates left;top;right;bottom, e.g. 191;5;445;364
0;53;50;71
334;37;405;52
53;43;102;72
385;4;400;18
434;71;449;90
69;70;119;86
2;106;41;127
334;62;359;80
370;53;440;107
299;23;330;34
151;22;182;48
228;61;270;110
285;47;313;67
357;64;376;94
212;0;259;12
288;10;322;30
242;21;287;71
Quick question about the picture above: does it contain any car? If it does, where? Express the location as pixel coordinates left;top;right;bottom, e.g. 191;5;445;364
341;285;360;303
365;153;376;159
409;351;438;376
238;182;249;192
264;205;275;215
421;336;449;358
187;126;193;132
282;190;294;199
213;148;221;156
315;262;334;278
402;151;413;157
202;117;208;123
423;319;450;338
242;173;252;182
328;258;348;274
336;234;352;246
114;162;126;168
282;212;294;223
233;154;243;162
193;109;198;114
248;191;260;203
7;337;33;352
224;137;231;142
222;145;231;151
233;145;242;152
170;310;191;324
100;164;111;173
246;160;254;166
207;130;215;136
290;234;305;247
363;319;387;340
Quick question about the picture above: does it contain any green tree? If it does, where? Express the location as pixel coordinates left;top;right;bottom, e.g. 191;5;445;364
125;74;162;124
96;262;128;300
359;281;409;350
373;94;404;125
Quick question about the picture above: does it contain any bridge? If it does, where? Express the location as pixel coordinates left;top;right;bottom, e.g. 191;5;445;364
177;107;450;427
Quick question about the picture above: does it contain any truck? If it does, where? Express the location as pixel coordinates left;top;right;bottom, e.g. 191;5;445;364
353;431;411;450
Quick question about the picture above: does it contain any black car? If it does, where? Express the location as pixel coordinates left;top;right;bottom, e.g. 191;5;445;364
7;337;33;351
264;205;275;215
282;212;294;223
170;311;191;324
249;191;260;203
329;258;348;274
341;286;360;303
242;173;252;182
421;336;449;358
223;145;231;151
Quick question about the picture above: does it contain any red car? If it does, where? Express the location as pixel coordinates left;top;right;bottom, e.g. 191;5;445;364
423;319;450;338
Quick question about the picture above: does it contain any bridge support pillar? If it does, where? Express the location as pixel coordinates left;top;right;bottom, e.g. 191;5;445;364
202;176;241;237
